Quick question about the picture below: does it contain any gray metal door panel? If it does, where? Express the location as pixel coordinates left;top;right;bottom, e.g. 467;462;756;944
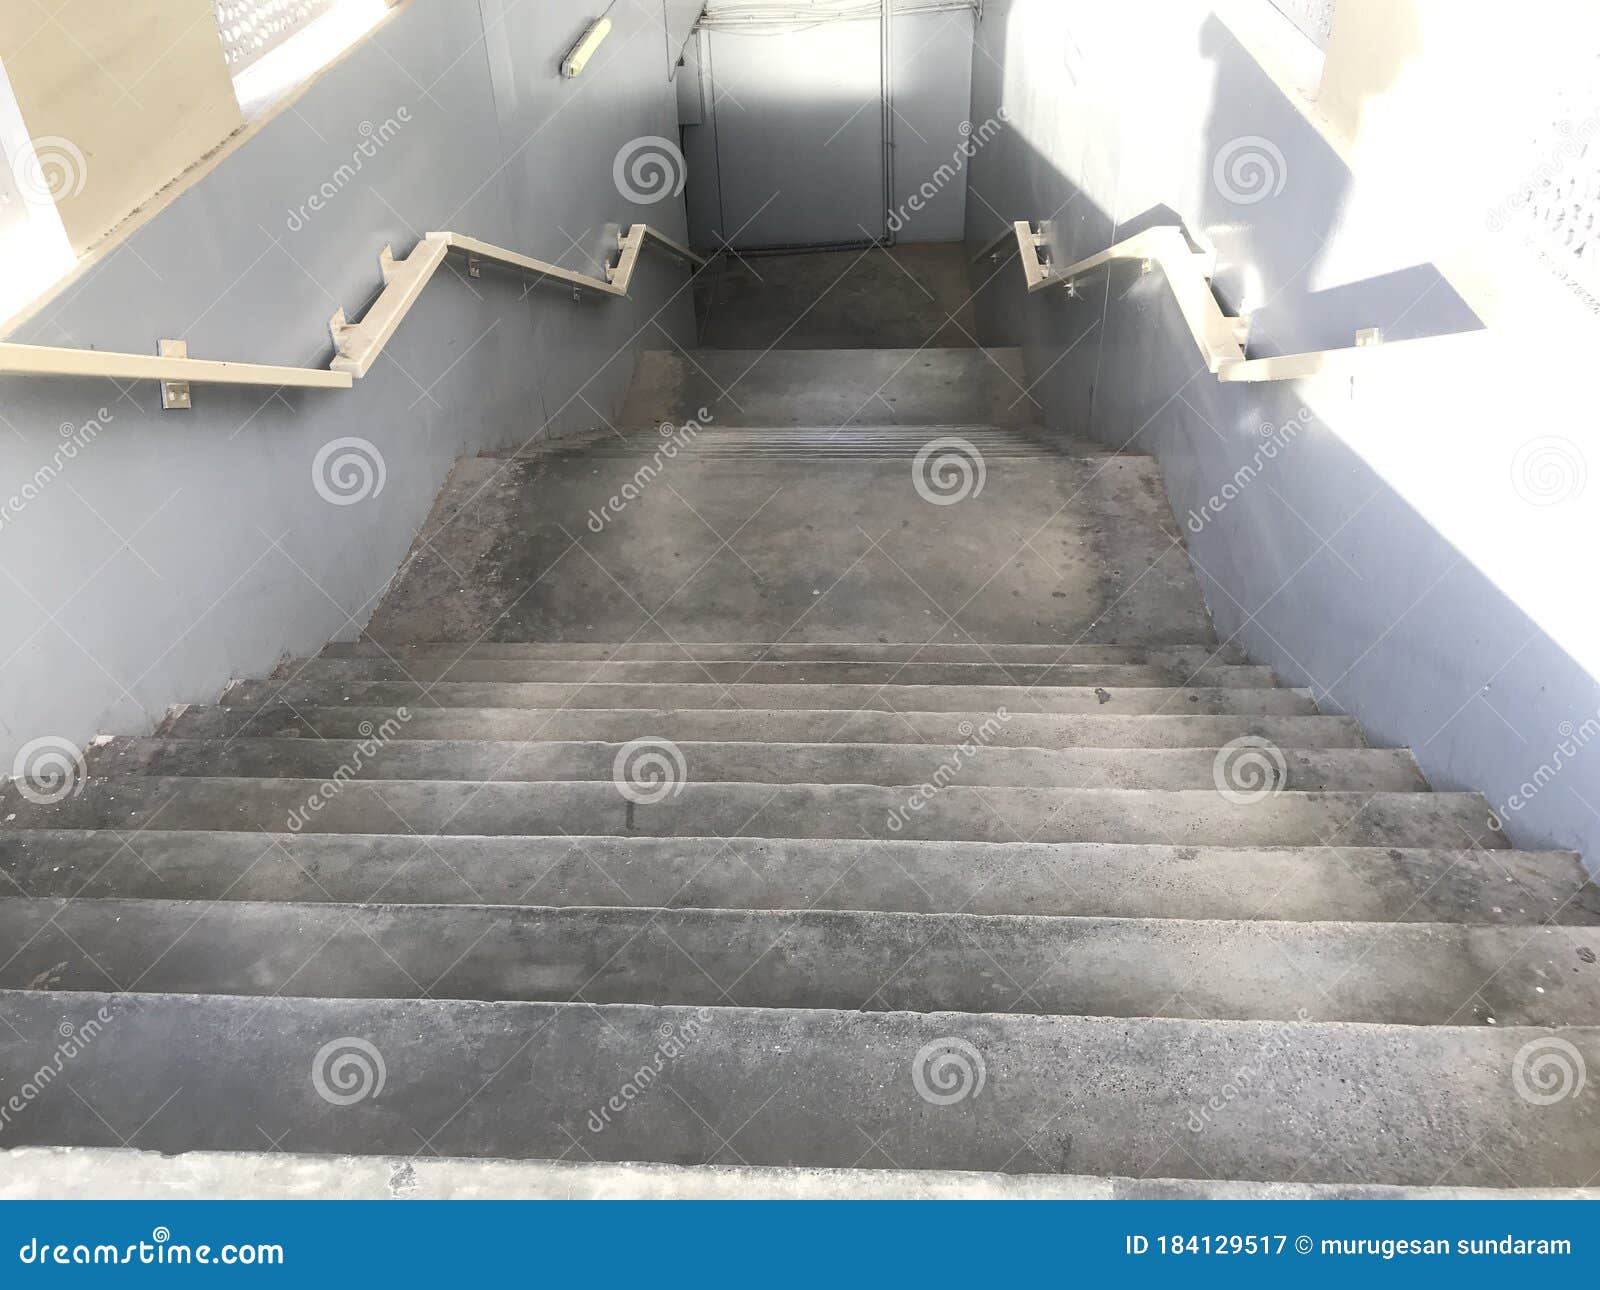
696;22;885;248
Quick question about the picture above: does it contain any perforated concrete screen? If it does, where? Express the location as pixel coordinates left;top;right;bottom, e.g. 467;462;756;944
1269;0;1334;49
1511;57;1600;311
213;0;340;71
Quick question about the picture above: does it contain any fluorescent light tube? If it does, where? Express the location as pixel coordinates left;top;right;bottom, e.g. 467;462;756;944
562;18;613;78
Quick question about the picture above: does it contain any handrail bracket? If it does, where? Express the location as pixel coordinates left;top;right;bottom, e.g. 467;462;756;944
0;223;709;402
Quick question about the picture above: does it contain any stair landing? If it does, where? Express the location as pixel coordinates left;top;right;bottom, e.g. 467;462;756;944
366;435;1211;646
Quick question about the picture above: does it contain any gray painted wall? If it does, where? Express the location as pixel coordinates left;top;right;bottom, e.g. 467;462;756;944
966;0;1600;870
682;8;975;248
0;0;697;773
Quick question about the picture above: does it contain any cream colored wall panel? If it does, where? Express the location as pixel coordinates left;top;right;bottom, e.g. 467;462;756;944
0;0;243;253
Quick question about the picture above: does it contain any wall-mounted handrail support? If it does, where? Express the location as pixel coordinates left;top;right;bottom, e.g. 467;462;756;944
0;341;354;391
330;224;706;379
0;223;707;404
989;218;1483;384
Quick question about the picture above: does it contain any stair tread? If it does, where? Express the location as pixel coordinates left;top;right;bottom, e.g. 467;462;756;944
504;427;1115;455
219;679;1321;715
162;704;1368;748
2;990;1594;1186
4;831;1588;923
620;347;1044;427
92;736;1426;792
281;658;1278;687
323;641;1251;664
6;897;1597;1026
362;450;1216;647
3;777;1508;848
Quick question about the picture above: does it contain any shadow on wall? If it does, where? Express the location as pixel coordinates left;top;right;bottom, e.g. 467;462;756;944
681;9;978;249
1195;11;1478;355
963;0;1600;869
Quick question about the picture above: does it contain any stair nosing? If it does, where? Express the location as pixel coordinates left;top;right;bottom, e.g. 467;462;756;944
6;986;1597;1037
6;893;1577;935
1;827;1570;857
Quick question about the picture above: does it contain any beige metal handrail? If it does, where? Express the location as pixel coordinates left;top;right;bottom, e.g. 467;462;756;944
980;220;1485;383
0;224;706;403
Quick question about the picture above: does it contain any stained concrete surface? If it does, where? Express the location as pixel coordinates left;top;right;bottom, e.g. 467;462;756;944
3;777;1505;848
5;832;1592;924
2;992;1596;1187
215;679;1318;714
362;452;1212;645
162;703;1367;748
91;733;1423;791
618;348;1042;426
5;898;1596;1025
695;245;981;349
9;1147;1593;1200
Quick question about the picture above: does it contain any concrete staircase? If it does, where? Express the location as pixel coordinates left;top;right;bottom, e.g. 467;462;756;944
3;345;1598;1191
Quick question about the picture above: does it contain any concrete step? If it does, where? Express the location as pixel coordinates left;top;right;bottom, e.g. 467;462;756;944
3;778;1507;847
322;641;1251;665
361;450;1215;646
619;348;1043;426
513;425;1083;444
279;657;1277;687
91;737;1427;792
517;447;1104;461
219;679;1321;716
5;832;1590;924
2;990;1594;1185
6;898;1597;1026
507;427;1115;459
533;433;1101;444
14;1147;1600;1200
161;703;1367;749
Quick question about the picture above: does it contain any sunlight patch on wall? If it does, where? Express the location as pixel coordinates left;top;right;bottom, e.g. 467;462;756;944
0;59;75;327
222;0;391;119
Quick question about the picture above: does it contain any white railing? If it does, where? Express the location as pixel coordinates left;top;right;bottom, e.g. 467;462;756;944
979;220;1487;383
0;224;706;403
